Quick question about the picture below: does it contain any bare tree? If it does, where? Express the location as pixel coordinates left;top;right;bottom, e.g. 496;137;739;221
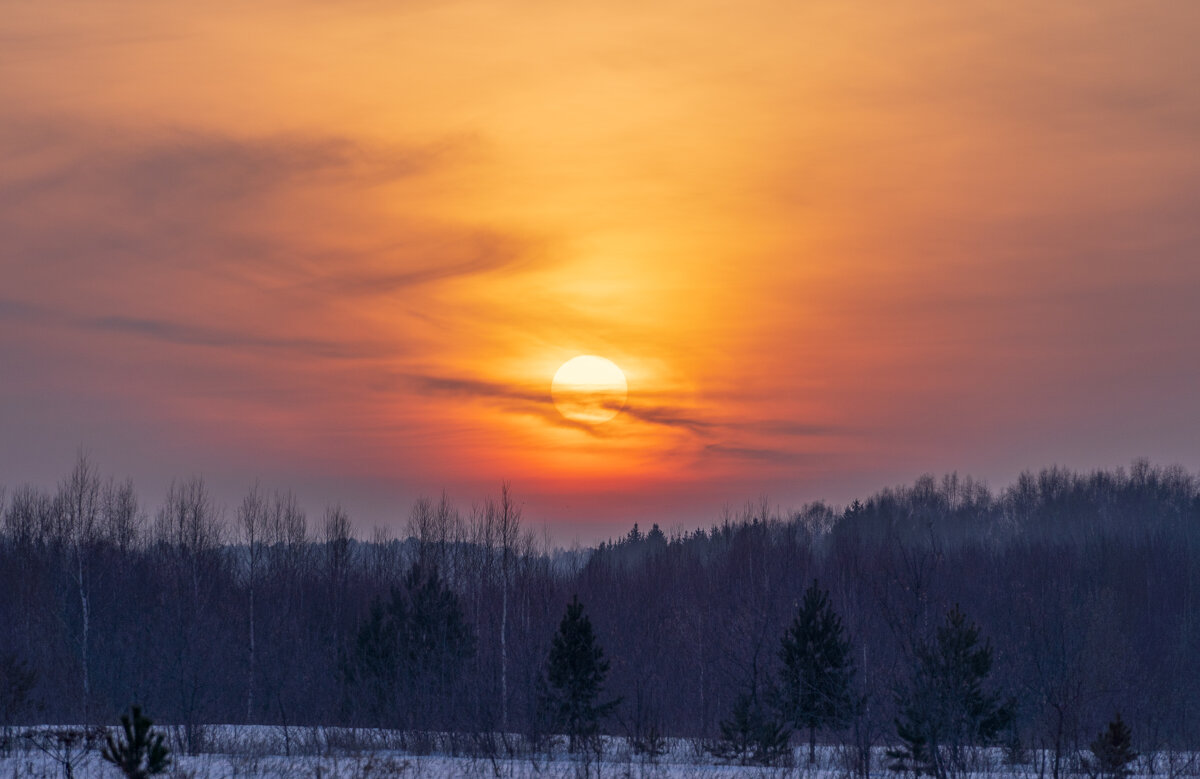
323;505;352;585
155;477;224;753
3;484;53;548
55;452;102;723
323;503;353;702
102;477;143;555
496;483;521;732
238;485;266;723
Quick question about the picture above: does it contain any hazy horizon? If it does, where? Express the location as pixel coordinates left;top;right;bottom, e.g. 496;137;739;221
0;452;1189;547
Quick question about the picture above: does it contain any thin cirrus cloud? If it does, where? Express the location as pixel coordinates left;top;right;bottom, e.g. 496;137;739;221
0;299;399;361
1;122;485;271
404;372;716;438
0;121;533;345
84;315;403;361
400;372;838;458
0;118;550;487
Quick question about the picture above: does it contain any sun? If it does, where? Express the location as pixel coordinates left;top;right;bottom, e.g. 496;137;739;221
551;355;628;424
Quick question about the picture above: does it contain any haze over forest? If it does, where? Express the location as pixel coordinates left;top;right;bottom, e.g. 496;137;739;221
2;456;1199;770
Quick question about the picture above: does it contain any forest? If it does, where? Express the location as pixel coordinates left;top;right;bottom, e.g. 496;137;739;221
1;456;1197;777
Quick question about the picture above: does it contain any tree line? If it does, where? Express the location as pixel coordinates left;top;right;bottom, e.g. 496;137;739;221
1;456;1197;775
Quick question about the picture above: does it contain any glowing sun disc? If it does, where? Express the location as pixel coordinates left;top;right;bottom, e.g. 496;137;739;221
551;355;628;424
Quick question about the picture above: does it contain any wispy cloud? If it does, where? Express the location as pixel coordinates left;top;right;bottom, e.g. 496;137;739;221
0;122;524;294
0;297;53;324
84;315;402;360
702;444;825;464
399;371;834;457
0;122;543;371
1;298;401;361
302;230;536;297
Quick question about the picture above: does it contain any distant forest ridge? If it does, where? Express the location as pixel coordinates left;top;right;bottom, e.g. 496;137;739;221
1;457;1198;768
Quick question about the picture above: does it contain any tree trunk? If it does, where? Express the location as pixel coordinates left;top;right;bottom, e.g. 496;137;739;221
76;554;90;724
247;581;255;723
501;573;508;731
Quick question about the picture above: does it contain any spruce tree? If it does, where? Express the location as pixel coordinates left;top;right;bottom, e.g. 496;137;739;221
101;706;170;779
887;605;1013;779
779;579;856;764
540;596;619;752
1089;713;1137;779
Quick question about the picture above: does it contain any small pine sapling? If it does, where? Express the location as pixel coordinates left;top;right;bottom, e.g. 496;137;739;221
708;689;791;767
101;706;171;779
1088;713;1137;779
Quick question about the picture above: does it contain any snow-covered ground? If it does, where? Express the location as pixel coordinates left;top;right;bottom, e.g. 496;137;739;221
1;726;1193;778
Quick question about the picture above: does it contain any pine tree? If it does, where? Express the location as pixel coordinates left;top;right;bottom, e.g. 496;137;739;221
344;563;474;728
890;711;932;778
344;598;400;724
709;688;791;766
540;596;619;752
779;579;856;764
0;652;36;755
887;605;1013;779
1088;713;1137;779
395;563;476;696
101;706;170;779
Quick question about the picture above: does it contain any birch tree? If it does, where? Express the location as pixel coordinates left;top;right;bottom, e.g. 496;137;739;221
55;453;101;723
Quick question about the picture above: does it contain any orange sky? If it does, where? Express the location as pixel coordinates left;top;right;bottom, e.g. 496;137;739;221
3;1;1200;539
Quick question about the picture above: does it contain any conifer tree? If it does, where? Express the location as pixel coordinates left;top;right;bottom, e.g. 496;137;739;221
344;599;400;724
540;596;619;752
344;563;474;728
101;706;170;779
887;606;1013;779
1088;713;1137;779
709;688;791;766
0;652;36;754
395;562;476;698
779;579;856;764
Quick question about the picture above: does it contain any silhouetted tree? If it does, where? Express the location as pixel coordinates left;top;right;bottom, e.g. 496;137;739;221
540;596;618;752
888;606;1013;778
395;562;476;728
56;453;102;723
101;705;170;778
779;579;856;763
0;460;1197;756
709;687;791;766
345;562;474;728
1088;713;1137;779
0;651;36;753
345;598;400;725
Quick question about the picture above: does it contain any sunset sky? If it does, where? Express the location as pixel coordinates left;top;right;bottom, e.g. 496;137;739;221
3;1;1199;540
